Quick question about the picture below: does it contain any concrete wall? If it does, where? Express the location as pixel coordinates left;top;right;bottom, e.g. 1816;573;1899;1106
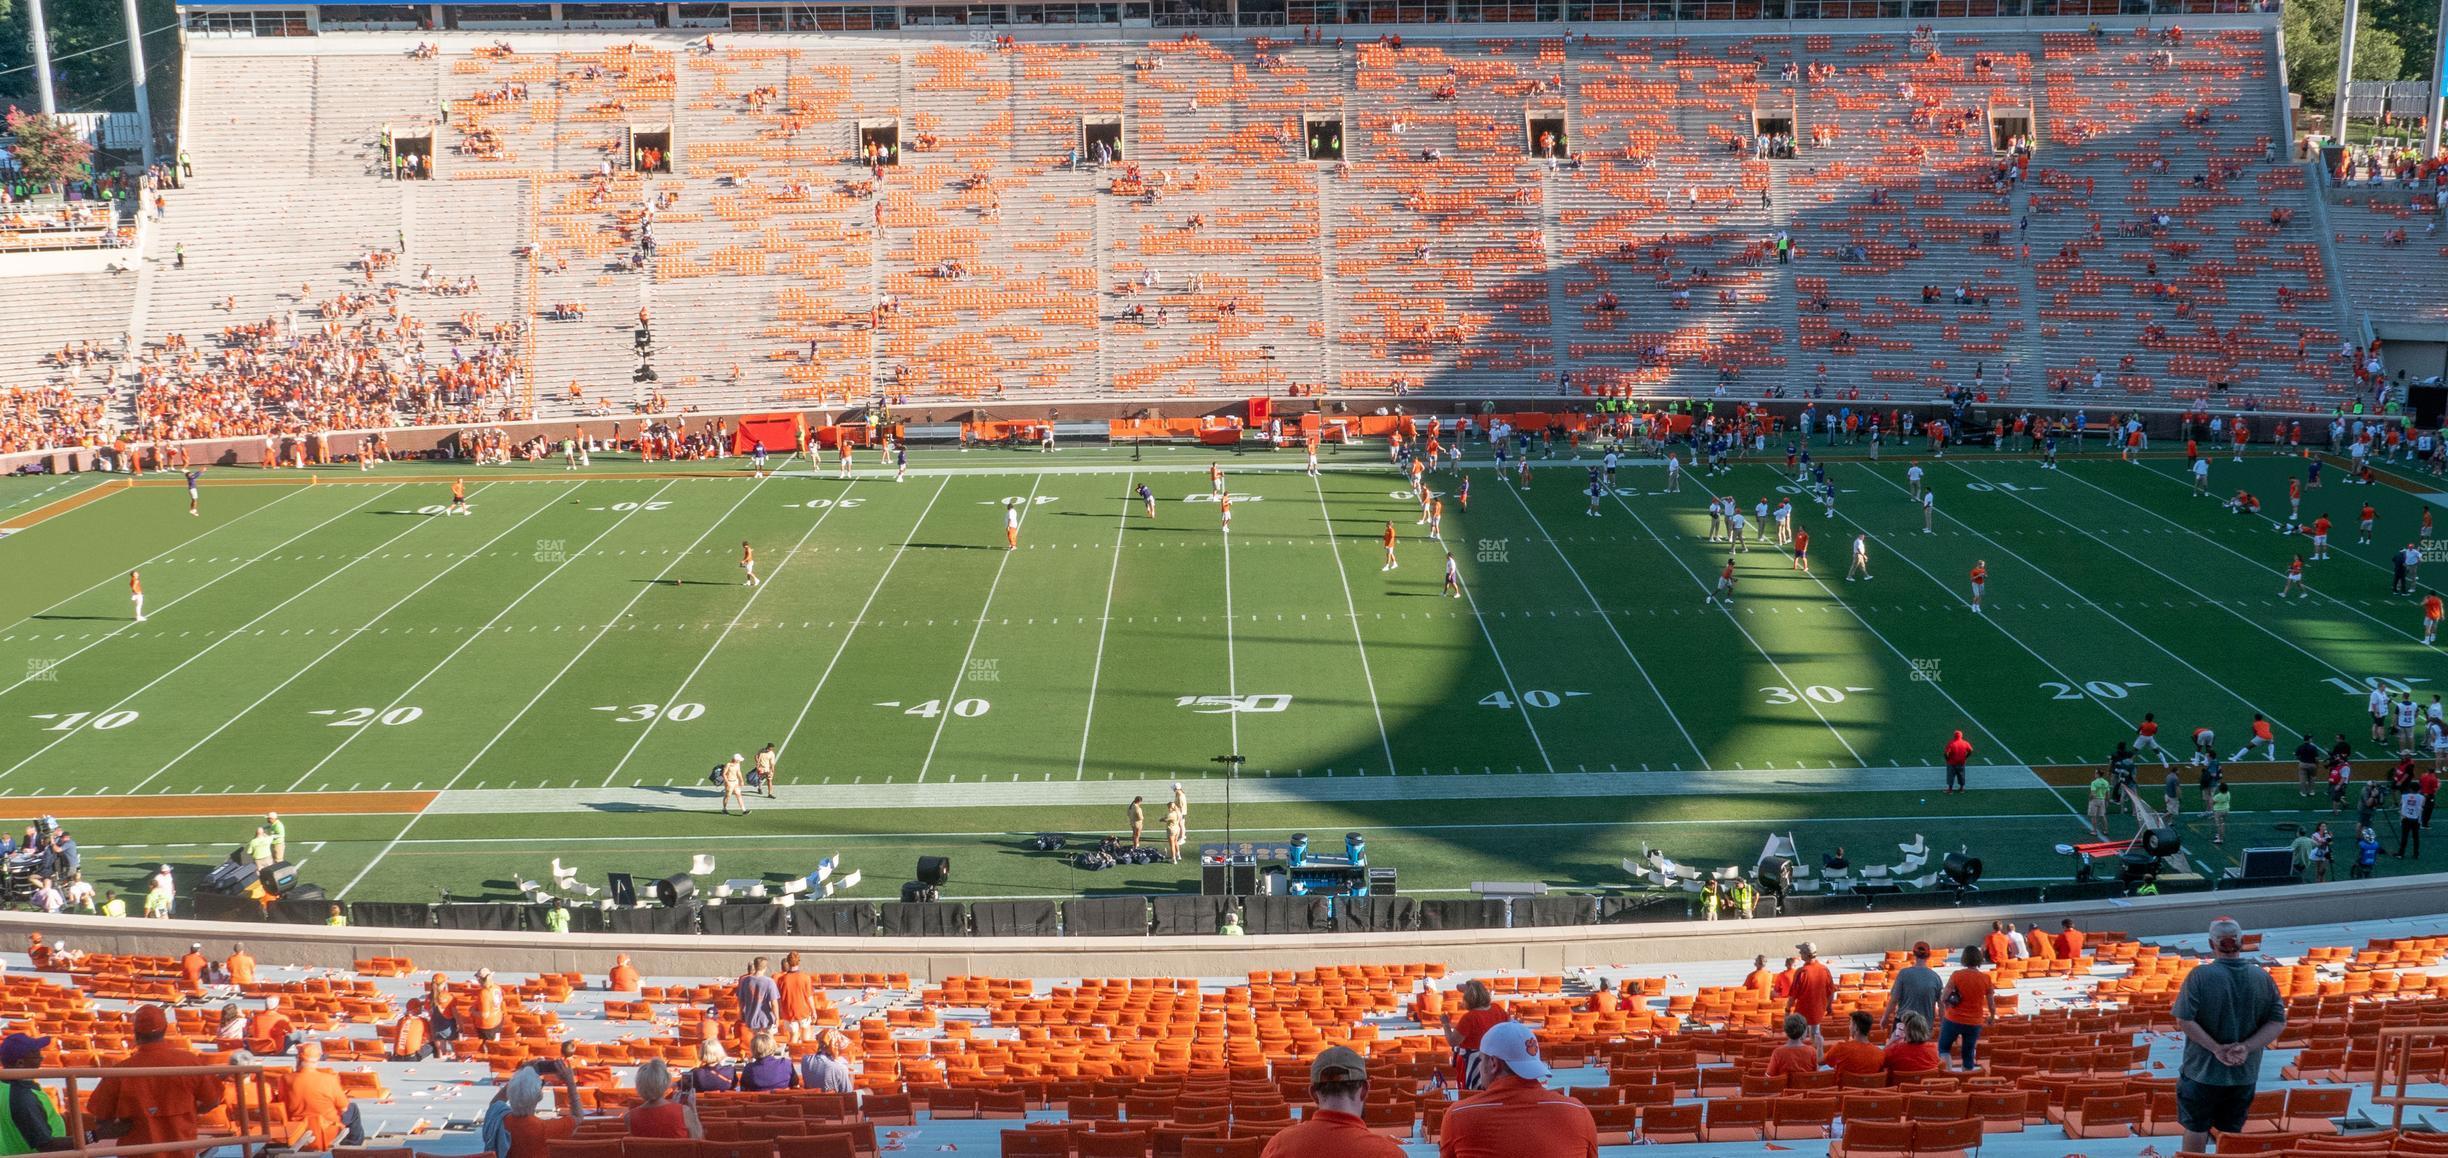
10;876;2431;981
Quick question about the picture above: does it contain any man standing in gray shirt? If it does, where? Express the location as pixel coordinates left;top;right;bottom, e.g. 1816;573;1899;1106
1884;941;1943;1035
2171;917;2286;1154
734;956;780;1035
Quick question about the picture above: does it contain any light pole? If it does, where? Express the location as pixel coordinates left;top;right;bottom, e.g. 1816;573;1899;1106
1211;753;1244;895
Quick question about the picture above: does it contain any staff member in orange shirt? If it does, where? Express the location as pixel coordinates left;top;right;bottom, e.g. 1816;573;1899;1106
1438;1022;1597;1158
1260;1046;1402;1158
89;1005;224;1158
285;1042;352;1152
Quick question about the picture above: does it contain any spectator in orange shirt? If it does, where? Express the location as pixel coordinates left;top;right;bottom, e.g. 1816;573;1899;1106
284;1042;353;1152
225;944;255;987
1260;1046;1404;1158
89;1005;225;1158
1743;955;1775;995
2025;923;2056;965
424;974;459;1061
1438;1022;1597;1158
485;1062;588;1158
178;943;207;988
473;968;507;1043
1785;942;1835;1044
2059;919;2087;959
775;952;816;1044
1764;1013;1819;1077
391;999;433;1062
1981;921;2011;967
1882;1012;1941;1075
1939;945;1998;1071
607;954;640;994
247;995;295;1056
1823;1012;1886;1075
1439;980;1508;1090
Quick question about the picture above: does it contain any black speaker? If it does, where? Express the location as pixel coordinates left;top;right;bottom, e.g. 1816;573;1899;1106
1852;882;1904;896
1942;851;1984;888
1367;867;1398;895
655;873;695;907
916;856;952;887
2142;826;2183;857
900;880;939;904
282;884;327;903
262;861;299;894
607;872;637;907
205;860;258;895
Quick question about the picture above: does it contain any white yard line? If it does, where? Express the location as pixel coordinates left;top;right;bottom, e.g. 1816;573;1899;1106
1221;491;1241;758
914;476;1043;783
0;485;355;700
0;481;313;638
1500;476;1706;767
597;483;855;787
1309;474;1398;775
1593;482;1866;766
1446;525;1558;776
129;485;565;794
1951;461;2354;729
336;476;768;898
1072;476;1134;780
2059;461;2434;646
283;479;674;791
0;484;424;782
772;477;951;765
1854;463;2286;736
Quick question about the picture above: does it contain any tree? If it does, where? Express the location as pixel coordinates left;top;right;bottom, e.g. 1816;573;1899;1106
5;106;93;189
2284;0;2408;115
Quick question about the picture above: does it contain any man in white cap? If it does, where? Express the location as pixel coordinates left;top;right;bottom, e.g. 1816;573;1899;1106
1439;1021;1596;1158
1260;1045;1401;1157
720;754;746;816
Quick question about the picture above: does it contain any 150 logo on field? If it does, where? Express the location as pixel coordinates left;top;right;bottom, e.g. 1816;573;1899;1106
1175;695;1292;714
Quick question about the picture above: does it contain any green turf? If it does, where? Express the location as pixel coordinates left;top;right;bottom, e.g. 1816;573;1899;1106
1;440;2442;904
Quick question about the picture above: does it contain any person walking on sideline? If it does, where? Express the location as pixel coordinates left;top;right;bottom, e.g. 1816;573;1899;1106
2172;918;2285;1155
1127;796;1145;847
129;571;144;622
1942;730;1974;794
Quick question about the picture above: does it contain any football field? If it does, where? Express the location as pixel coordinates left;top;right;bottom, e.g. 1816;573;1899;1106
2;439;2443;906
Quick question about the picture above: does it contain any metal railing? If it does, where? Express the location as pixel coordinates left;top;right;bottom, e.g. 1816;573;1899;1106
21;1061;288;1158
2368;1024;2448;1129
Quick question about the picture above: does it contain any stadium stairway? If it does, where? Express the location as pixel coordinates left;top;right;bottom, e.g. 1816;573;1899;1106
2327;189;2448;331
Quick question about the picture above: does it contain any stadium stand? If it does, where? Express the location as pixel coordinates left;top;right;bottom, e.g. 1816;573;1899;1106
3;915;2448;1156
0;15;2428;458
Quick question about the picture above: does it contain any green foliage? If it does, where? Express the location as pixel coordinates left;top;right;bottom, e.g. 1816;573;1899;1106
2284;0;2412;112
5;106;94;187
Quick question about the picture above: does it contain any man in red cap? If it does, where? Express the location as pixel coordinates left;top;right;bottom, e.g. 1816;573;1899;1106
1439;1022;1597;1158
1259;1045;1401;1157
1943;730;1974;794
89;1005;224;1158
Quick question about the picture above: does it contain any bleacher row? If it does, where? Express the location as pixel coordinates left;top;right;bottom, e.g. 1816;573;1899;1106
0;20;2404;452
9;923;2448;1157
